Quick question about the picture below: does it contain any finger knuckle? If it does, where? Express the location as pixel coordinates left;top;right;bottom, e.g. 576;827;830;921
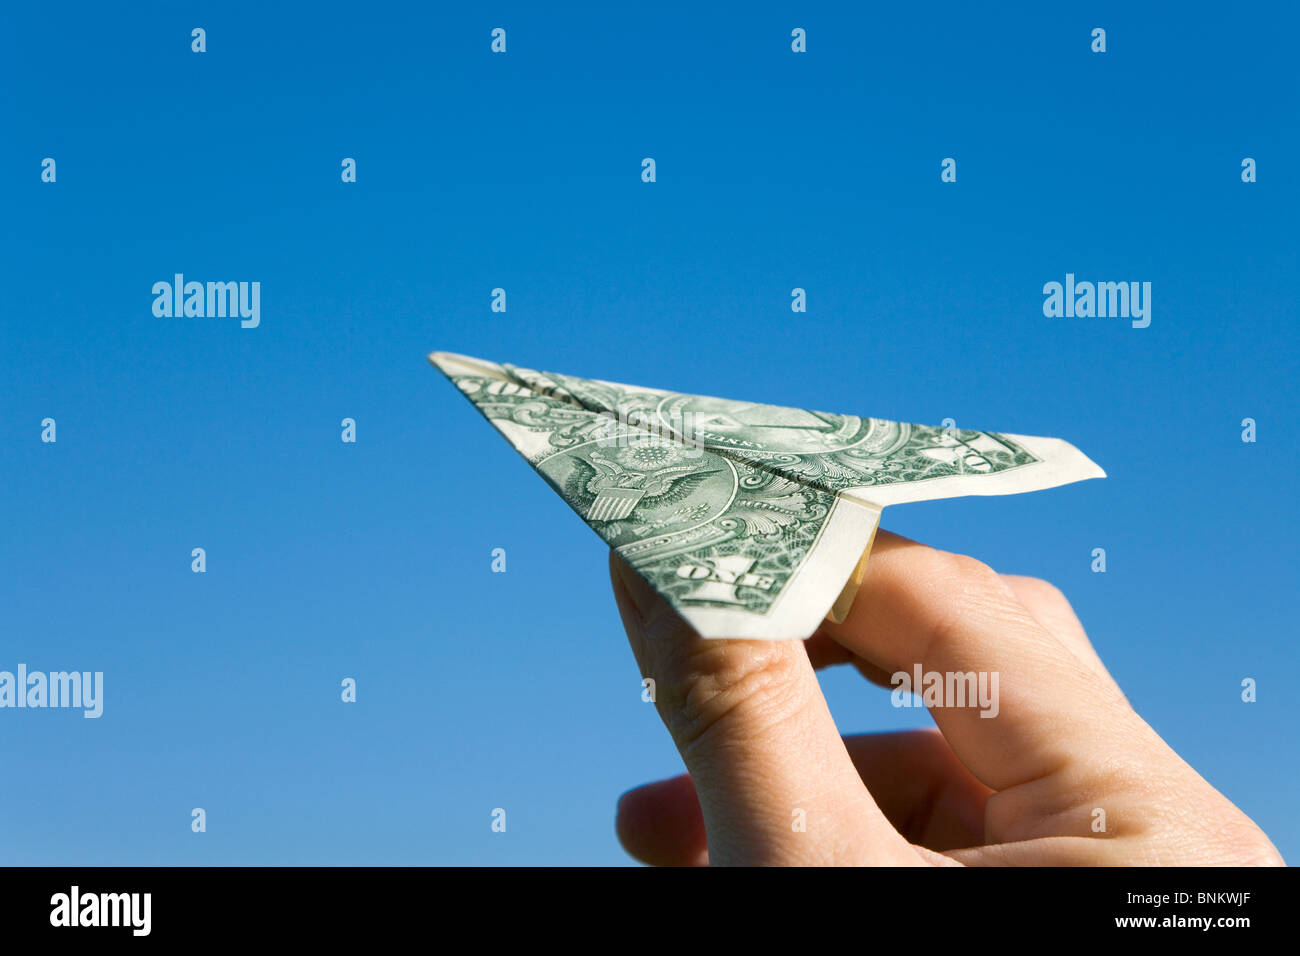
658;641;808;753
898;547;1012;659
942;550;1001;586
1016;575;1073;609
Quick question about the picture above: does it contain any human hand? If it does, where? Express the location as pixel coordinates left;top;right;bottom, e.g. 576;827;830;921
609;531;1284;866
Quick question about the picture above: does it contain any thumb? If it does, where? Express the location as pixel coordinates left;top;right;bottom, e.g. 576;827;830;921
609;551;921;866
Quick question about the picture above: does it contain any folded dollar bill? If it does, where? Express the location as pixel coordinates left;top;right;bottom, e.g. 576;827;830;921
429;351;1104;641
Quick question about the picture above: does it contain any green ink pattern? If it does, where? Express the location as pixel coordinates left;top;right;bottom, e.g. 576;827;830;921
443;361;1039;617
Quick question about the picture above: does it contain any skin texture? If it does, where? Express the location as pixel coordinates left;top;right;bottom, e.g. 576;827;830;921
610;531;1285;867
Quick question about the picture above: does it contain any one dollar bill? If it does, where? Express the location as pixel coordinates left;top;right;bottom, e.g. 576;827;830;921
429;351;1104;640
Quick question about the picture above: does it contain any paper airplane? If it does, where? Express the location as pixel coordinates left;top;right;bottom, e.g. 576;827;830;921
428;352;1104;640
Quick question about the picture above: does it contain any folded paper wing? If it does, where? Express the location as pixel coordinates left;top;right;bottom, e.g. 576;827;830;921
428;351;1105;640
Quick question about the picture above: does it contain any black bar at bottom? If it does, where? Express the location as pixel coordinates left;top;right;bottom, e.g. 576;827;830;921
0;865;1289;942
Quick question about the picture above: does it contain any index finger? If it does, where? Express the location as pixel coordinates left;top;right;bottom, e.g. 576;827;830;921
817;531;1142;801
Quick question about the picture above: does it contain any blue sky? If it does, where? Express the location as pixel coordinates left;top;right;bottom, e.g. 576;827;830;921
2;1;1296;864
